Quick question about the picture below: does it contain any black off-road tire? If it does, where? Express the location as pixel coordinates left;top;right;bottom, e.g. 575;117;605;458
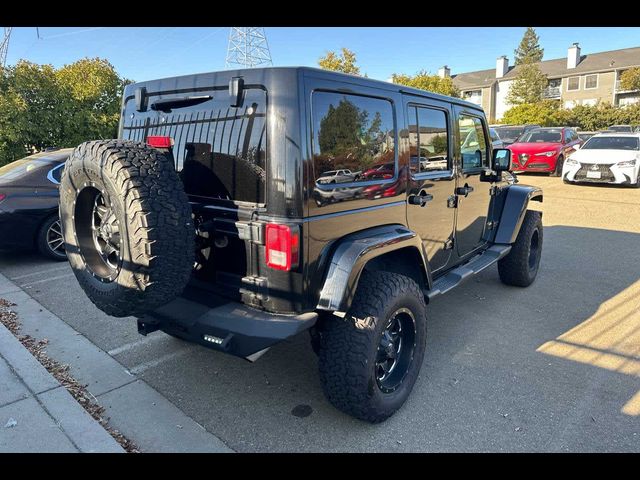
36;215;67;261
318;270;427;423
550;155;564;177
498;210;543;287
59;140;195;318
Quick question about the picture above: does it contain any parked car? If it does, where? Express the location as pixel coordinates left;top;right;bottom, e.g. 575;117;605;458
607;125;634;133
59;67;543;423
361;162;395;180
492;124;541;146
562;132;640;187
0;149;71;260
509;127;582;176
489;127;504;149
316;169;360;184
576;131;601;142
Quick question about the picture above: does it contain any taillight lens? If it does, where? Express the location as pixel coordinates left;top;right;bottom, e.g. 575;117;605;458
0;193;5;203
265;224;299;271
146;136;173;148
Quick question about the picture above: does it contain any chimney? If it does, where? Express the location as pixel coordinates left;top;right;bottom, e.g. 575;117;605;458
438;65;450;79
496;56;508;78
567;43;581;69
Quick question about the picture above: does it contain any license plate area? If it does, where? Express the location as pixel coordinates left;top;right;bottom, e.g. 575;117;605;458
586;171;601;179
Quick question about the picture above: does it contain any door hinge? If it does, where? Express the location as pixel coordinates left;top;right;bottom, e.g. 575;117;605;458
444;238;454;250
447;195;458;208
490;185;499;196
487;220;499;230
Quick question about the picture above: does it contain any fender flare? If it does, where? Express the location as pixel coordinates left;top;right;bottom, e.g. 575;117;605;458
494;184;543;245
316;224;429;313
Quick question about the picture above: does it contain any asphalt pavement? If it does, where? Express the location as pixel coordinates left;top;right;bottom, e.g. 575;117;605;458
0;175;638;452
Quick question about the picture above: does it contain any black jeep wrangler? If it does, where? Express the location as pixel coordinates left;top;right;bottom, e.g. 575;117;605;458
59;67;543;423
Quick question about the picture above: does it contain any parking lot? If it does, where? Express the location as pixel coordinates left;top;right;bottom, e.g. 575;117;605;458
1;174;638;452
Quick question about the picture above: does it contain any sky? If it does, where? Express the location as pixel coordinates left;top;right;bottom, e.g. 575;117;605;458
5;27;640;82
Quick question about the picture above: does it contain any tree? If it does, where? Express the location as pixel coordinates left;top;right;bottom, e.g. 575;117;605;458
0;58;130;166
391;71;459;97
318;48;361;75
620;67;640;92
507;27;547;106
500;100;560;127
514;27;544;65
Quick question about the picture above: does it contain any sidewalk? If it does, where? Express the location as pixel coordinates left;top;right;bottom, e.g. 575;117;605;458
0;282;124;452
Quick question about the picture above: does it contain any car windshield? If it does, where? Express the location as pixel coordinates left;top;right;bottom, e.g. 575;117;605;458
608;126;633;132
321;171;337;176
518;130;562;143
582;136;639;150
494;127;525;140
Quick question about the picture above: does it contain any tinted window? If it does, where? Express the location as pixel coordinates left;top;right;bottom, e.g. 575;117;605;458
122;88;267;204
519;129;563;143
0;158;52;182
494;126;525;142
458;115;488;170
408;106;449;174
312;92;396;185
567;77;580;91
490;128;500;142
583;136;639;150
585;74;598;89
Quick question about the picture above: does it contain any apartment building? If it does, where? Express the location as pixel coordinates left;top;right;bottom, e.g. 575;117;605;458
446;44;640;122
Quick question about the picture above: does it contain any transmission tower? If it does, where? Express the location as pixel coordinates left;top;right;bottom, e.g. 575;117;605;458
225;27;272;68
1;28;12;68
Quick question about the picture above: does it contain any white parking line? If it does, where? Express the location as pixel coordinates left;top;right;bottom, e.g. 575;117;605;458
20;272;75;288
127;348;193;376
107;333;166;356
11;265;70;280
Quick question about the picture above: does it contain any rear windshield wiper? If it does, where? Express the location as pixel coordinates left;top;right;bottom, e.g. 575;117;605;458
150;95;213;112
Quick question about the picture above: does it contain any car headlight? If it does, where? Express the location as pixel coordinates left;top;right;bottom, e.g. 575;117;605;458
534;151;557;157
565;158;579;166
617;159;636;168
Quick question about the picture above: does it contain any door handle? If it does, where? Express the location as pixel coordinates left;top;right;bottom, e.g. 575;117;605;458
408;192;434;207
455;184;474;197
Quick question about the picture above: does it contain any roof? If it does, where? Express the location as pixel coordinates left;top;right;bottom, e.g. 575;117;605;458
452;46;640;90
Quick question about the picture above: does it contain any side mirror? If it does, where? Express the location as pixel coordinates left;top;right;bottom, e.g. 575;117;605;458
492;148;512;172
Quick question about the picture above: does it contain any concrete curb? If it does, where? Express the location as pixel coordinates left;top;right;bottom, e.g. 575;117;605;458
0;273;233;453
0;322;124;453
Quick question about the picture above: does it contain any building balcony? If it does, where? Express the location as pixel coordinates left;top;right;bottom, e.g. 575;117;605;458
542;86;561;99
615;80;640;93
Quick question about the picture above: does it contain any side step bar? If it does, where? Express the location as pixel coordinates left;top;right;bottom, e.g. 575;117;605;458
426;244;511;301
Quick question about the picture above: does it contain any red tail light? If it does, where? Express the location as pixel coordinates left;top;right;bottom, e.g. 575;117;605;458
0;193;5;203
265;224;299;271
147;136;173;148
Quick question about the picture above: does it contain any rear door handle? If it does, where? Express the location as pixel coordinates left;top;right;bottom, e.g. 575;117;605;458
455;184;474;197
408;191;434;207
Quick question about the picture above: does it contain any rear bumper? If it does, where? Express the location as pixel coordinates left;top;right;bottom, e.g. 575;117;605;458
138;288;318;361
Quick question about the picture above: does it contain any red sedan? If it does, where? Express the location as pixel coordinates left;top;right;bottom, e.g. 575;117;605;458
509;127;582;176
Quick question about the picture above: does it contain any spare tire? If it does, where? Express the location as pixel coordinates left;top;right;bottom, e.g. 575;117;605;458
59;140;195;317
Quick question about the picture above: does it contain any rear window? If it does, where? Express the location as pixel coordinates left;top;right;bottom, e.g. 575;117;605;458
311;92;396;185
122;87;267;204
0;158;52;183
519;129;562;143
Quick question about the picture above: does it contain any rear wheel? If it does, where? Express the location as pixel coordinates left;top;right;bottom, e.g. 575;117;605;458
59;140;195;318
36;216;67;261
318;270;427;423
498;210;543;287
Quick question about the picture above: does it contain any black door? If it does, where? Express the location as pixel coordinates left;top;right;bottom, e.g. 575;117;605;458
405;99;456;274
453;107;492;257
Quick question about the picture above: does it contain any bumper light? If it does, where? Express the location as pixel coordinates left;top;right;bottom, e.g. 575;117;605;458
565;158;579;166
617;160;636;168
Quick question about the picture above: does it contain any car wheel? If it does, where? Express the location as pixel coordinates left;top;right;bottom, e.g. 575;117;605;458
59;140;195;318
498;210;543;287
318;270;427;423
550;156;564;177
37;216;67;261
633;173;640;189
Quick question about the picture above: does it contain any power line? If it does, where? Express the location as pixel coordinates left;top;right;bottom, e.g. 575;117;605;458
225;27;272;69
1;27;12;68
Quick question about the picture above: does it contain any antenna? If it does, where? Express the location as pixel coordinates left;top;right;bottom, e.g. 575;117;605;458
1;27;12;68
225;27;272;69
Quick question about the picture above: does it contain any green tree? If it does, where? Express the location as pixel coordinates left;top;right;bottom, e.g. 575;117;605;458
391;71;459;97
620;67;640;92
514;27;544;65
318;48;361;75
0;58;130;166
500;100;560;126
506;63;548;105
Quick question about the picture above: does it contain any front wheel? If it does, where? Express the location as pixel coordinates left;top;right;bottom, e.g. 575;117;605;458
318;270;427;423
550;155;564;177
498;210;543;287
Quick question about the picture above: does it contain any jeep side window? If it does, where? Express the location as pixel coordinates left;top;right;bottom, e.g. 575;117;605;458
408;106;449;174
458;114;489;170
312;92;396;185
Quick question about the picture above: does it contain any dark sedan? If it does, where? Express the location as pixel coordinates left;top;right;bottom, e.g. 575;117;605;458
0;149;71;260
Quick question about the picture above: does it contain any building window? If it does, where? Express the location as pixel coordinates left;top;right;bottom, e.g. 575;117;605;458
581;99;597;106
462;90;482;106
584;74;598;89
567;77;580;91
